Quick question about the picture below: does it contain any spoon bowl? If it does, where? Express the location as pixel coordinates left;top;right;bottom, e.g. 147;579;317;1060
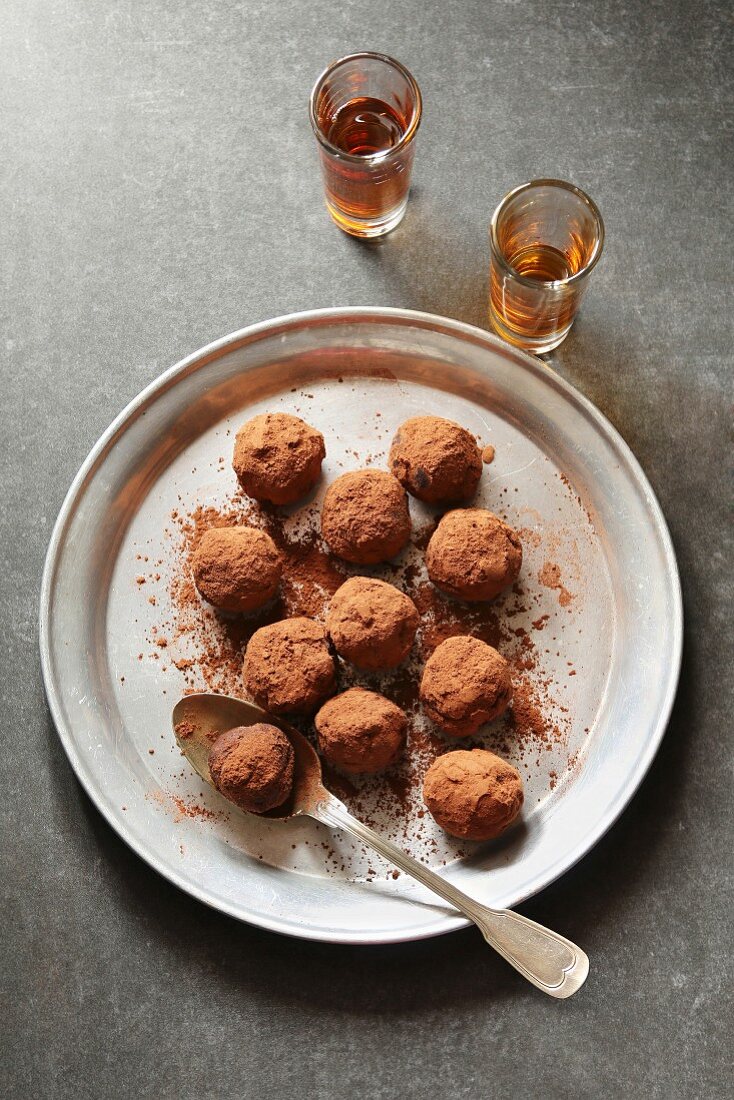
172;692;329;819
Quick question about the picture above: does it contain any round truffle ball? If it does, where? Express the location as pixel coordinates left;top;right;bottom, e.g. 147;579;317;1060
389;416;483;504
191;526;282;613
326;577;419;670
315;688;407;774
321;469;411;564
423;749;524;841
420;635;513;736
232;412;325;506
244;617;336;715
208;723;295;813
426;508;522;601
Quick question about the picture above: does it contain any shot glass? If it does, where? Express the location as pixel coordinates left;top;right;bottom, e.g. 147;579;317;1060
309;52;422;239
489;179;604;354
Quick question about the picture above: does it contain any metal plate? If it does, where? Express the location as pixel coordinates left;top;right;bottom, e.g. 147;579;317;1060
40;308;682;944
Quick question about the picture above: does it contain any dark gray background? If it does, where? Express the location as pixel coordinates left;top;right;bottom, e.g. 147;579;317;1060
2;1;732;1097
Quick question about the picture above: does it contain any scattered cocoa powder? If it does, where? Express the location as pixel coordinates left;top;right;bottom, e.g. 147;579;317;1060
510;679;554;744
407;580;503;656
278;533;345;618
538;561;574;607
150;472;576;858
517;525;542;549
148;788;225;822
169;795;222;822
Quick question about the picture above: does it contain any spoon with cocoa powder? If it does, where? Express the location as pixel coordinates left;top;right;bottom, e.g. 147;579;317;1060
173;692;588;998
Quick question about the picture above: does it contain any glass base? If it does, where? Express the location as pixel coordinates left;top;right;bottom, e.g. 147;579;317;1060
326;197;408;239
489;304;573;355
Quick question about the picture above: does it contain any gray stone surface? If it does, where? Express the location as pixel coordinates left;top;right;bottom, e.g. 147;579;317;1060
1;0;732;1096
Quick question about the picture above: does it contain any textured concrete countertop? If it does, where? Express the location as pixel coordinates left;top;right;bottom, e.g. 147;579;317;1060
2;1;731;1096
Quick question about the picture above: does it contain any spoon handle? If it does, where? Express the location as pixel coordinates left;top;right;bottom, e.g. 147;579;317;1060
312;795;588;999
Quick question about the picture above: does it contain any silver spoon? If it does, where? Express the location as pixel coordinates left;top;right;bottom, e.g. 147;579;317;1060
172;692;589;998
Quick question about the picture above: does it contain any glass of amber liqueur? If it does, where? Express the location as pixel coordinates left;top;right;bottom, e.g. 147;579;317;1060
310;52;422;239
489;179;604;354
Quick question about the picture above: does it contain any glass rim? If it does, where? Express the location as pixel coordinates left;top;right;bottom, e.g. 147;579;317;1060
489;179;605;288
309;51;422;164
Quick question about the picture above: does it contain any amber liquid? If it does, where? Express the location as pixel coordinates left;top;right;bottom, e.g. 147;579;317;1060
508;244;574;282
318;95;414;232
326;96;405;156
490;238;588;345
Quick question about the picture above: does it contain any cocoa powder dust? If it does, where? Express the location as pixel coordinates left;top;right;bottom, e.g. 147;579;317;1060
143;483;575;864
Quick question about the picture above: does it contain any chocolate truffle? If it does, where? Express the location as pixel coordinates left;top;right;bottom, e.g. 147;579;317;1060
419;635;512;736
209;724;294;813
232;412;325;505
423;749;524;841
389;416;483;503
315;688;407;775
243;617;336;715
426;508;522;601
321;469;411;564
326;577;419;670
191;526;282;613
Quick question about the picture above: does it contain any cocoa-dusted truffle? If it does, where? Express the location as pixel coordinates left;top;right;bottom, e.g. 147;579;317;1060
315;688;407;774
420;635;512;736
426;508;522;601
326;577;419;670
232;412;325;505
423;749;523;841
191;526;282;613
389;416;482;504
244;617;336;715
321;469;411;564
209;724;294;813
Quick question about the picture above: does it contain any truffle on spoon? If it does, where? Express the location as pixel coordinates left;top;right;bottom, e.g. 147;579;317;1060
209;724;295;812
